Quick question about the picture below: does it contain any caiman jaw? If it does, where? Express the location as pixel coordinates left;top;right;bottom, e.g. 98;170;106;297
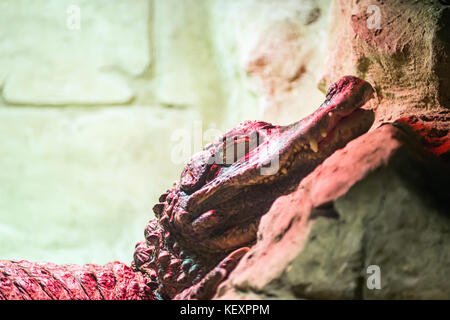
197;109;375;252
166;76;375;253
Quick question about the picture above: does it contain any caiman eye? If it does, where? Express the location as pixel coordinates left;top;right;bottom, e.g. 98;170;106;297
180;150;213;193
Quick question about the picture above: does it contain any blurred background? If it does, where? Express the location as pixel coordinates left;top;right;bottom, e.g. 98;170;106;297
0;0;330;264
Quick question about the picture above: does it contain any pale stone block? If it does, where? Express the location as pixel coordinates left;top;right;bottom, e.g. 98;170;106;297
3;68;134;105
0;106;201;264
0;0;150;105
152;0;225;112
211;0;330;126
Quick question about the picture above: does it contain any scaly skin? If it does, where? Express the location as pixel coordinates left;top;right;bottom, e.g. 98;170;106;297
0;261;152;300
0;76;374;300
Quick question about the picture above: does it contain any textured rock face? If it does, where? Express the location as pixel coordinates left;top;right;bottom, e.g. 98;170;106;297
216;0;331;125
215;123;450;299
320;0;450;123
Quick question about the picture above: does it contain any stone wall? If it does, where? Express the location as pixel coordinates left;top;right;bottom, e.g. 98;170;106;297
320;0;450;123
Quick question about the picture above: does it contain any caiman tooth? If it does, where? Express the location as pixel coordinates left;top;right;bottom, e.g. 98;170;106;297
296;143;304;152
309;139;318;153
320;128;327;138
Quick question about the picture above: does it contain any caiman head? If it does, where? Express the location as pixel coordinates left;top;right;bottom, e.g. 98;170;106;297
153;76;375;255
142;76;375;299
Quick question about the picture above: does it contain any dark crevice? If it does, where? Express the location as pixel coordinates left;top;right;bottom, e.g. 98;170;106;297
309;201;340;220
274;216;300;242
91;270;105;300
354;232;367;300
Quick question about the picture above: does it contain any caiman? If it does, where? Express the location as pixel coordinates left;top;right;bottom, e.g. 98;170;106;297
0;76;375;300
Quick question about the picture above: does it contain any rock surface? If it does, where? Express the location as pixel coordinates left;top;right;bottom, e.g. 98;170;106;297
218;0;331;124
320;0;450;124
215;123;450;299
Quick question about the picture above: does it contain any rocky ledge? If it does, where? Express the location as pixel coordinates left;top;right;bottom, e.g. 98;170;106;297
215;119;450;300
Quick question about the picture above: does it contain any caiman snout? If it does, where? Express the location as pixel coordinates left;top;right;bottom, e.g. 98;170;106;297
283;75;375;155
